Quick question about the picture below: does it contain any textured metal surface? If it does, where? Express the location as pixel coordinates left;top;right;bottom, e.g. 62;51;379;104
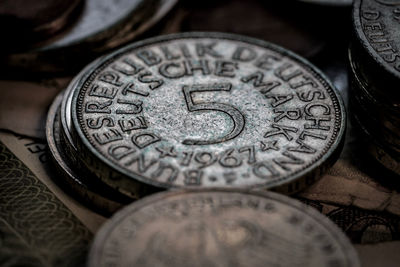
353;0;400;80
71;32;346;196
46;91;130;215
88;189;360;267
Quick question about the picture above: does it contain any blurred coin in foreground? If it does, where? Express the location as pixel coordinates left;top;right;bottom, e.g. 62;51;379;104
88;189;360;267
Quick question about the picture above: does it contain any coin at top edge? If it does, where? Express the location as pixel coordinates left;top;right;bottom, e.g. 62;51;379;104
353;0;400;81
3;0;178;73
71;32;346;196
88;189;360;267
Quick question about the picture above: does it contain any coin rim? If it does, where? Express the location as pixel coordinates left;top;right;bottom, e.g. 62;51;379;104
71;32;346;191
88;188;360;267
46;90;126;214
353;0;400;81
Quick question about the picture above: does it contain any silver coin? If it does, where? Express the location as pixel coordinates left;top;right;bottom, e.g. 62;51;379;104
353;0;400;81
71;32;346;196
348;45;400;146
46;91;130;214
88;189;360;267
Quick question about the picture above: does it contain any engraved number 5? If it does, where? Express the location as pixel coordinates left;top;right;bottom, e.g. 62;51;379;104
182;83;245;145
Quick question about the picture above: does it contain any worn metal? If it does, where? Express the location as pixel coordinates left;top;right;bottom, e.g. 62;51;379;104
46;91;131;215
353;0;400;82
71;32;346;196
88;189;360;267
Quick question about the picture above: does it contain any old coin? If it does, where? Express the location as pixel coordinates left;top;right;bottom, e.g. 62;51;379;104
2;0;177;73
88;189;360;267
71;32;346;196
0;0;83;49
353;0;400;85
46;91;131;215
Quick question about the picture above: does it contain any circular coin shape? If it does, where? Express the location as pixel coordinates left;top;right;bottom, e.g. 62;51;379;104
72;32;346;196
353;0;400;80
88;189;360;267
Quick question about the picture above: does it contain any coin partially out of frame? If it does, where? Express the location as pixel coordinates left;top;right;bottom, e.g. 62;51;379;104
88;190;360;267
71;32;346;196
3;0;177;73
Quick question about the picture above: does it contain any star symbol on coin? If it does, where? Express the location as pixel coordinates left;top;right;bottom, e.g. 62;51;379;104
260;140;280;151
156;146;178;158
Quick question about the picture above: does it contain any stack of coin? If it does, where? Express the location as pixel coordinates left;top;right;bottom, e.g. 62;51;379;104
46;32;347;214
349;0;400;175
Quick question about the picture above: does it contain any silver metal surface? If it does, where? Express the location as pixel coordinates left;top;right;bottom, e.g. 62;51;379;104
46;91;130;215
71;32;346;196
88;189;360;267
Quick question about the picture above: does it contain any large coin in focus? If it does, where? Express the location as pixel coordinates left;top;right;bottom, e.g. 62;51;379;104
71;32;346;197
88;189;360;267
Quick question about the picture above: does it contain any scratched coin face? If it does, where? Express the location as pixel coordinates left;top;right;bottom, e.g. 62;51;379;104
72;32;345;195
88;190;360;267
353;0;400;80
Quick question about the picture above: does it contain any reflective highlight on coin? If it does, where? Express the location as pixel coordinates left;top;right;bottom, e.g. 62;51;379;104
88;190;360;267
72;33;346;194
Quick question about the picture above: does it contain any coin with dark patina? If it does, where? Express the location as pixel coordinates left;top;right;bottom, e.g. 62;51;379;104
353;0;400;81
46;91;132;215
3;0;177;73
88;189;360;267
71;32;346;196
0;0;82;49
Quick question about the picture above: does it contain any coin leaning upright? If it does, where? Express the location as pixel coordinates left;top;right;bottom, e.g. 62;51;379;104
71;32;346;196
88;189;360;267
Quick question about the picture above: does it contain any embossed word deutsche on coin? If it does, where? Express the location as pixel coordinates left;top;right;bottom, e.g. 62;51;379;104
354;0;400;79
88;190;360;267
72;33;346;194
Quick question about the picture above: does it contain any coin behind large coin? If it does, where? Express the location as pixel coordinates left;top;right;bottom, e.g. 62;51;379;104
2;0;177;73
0;0;83;49
71;32;346;196
88;189;360;267
353;0;400;90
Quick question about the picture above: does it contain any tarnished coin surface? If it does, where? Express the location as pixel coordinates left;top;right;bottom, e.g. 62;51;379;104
72;32;346;195
0;0;82;49
88;189;360;267
46;91;130;215
353;0;400;80
3;0;177;73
